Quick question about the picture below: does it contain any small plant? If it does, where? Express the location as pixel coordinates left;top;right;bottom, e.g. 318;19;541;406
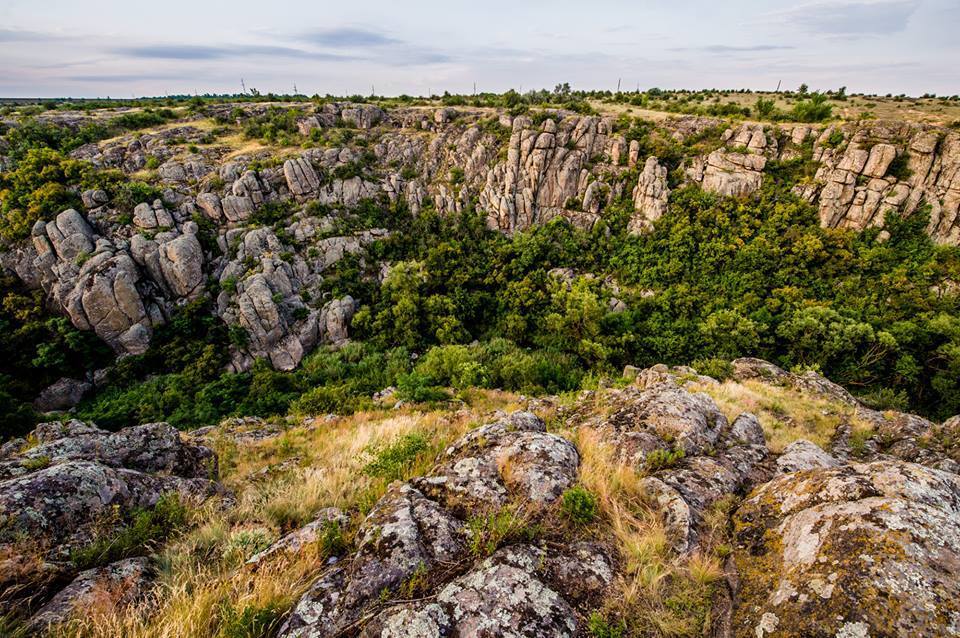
560;485;599;525
20;455;51;471
825;129;845;148
644;447;686;473
363;432;430;482
70;492;188;569
587;612;626;638
467;505;538;558
397;561;431;599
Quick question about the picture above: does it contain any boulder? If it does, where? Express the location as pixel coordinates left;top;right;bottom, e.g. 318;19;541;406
732;461;960;638
26;557;152;633
32;378;92;413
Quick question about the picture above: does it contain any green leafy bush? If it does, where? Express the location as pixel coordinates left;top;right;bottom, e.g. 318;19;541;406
363;432;430;481
70;492;188;569
560;486;599;525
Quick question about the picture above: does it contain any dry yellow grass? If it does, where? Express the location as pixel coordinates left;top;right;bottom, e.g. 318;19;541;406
692;378;873;452
47;397;521;638
571;427;726;637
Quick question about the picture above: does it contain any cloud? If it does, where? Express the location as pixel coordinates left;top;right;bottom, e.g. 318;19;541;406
111;44;349;61
0;27;67;42
770;0;920;36
673;44;797;53
301;27;400;48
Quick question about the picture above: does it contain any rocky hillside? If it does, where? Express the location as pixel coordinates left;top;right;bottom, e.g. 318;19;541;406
1;358;958;637
2;101;959;370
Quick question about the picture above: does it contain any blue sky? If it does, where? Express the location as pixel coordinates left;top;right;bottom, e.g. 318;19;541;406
0;0;956;97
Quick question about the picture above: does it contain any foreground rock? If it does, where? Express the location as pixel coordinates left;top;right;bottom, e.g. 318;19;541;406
26;557;152;633
278;412;610;638
732;460;960;637
0;419;223;621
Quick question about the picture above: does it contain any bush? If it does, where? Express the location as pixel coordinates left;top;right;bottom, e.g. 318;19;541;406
395;372;450;403
290;384;361;415
363;432;431;481
886;152;913;181
692;358;733;381
791;93;833;123
560;486;599;525
71;492;188;569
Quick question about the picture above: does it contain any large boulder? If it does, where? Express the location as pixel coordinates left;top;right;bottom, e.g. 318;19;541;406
26;557;152;633
732;461;960;637
32;378;92;413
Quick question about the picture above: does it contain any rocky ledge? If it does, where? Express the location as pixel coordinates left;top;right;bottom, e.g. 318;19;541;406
2;359;959;636
0;419;224;630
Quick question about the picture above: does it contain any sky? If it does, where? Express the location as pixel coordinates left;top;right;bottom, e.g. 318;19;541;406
0;0;956;98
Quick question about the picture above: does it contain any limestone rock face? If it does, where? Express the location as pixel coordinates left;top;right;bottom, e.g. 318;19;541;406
687;150;767;198
340;104;385;129
794;123;960;244
31;209;155;354
216;225;358;371
732;461;960;638
477;114;618;233
629;156;670;233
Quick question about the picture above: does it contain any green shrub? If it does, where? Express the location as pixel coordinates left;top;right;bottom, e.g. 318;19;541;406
886;152;913;181
560;486;599;525
691;358;733;382
644;447;686;473
216;601;284;638
857;387;909;411
791;93;833;122
363;432;430;482
395;372;450;403
290;384;360;415
467;506;538;558
70;492;188;569
588;612;626;638
20;455;51;471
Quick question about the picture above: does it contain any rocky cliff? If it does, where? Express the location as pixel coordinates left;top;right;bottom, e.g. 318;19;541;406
2;360;958;636
2;102;959;367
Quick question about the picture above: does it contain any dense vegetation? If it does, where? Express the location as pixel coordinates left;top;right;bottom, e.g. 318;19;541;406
1;94;958;441
26;183;949;436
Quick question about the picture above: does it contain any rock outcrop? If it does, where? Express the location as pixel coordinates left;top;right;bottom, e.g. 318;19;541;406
0;419;223;626
4;103;960;377
732;461;960;638
278;412;610;638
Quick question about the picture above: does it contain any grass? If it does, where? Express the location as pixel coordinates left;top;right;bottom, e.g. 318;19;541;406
44;396;518;637
693;378;868;452
25;372;872;637
70;493;189;570
571;427;727;637
466;504;540;558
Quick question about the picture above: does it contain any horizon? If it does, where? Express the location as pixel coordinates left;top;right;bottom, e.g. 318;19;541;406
1;0;957;99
